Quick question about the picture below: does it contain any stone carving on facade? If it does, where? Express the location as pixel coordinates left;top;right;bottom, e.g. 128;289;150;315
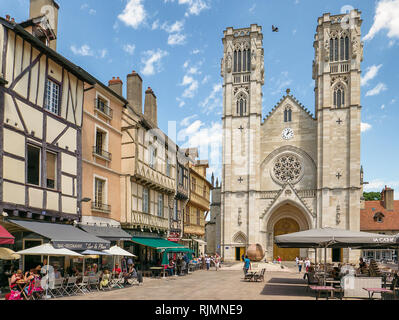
251;50;256;70
336;204;341;225
324;39;330;62
238;208;242;226
220;58;224;77
331;75;349;86
226;52;232;73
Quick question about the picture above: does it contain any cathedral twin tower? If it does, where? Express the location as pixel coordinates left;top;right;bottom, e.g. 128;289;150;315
220;10;363;262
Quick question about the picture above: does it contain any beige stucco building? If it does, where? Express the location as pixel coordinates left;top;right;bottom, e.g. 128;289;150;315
220;11;363;263
80;77;127;229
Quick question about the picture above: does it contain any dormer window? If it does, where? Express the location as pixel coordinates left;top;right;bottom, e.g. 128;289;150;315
373;212;385;223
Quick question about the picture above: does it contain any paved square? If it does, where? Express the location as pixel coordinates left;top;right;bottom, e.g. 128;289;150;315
57;266;315;300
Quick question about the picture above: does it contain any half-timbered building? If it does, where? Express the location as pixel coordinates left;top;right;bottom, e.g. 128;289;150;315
0;2;94;224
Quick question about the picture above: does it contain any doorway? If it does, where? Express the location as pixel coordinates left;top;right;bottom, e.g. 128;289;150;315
235;247;245;261
273;218;300;261
332;248;342;263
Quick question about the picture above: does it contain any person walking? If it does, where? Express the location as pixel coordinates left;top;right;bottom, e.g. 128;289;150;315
298;257;303;273
201;255;206;270
214;254;220;271
243;255;251;275
205;255;211;271
305;257;311;273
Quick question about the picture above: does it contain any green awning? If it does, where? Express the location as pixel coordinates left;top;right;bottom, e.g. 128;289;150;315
131;237;187;252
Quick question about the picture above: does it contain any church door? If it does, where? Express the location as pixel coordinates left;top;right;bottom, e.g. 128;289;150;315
273;218;300;261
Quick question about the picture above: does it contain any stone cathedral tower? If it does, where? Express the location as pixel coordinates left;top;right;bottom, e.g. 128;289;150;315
313;10;363;262
220;25;264;261
220;11;363;263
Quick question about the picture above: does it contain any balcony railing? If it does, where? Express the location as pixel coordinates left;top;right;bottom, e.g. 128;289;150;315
330;62;350;74
91;202;111;213
95;99;113;119
131;211;169;230
93;146;112;161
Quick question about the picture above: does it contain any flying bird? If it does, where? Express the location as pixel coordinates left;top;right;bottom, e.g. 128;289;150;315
272;25;279;32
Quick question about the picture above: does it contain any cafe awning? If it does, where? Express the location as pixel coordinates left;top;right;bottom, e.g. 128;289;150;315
7;219;110;250
78;224;132;241
0;225;14;244
131;237;188;252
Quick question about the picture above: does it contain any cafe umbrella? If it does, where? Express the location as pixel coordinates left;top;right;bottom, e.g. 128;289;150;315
274;228;396;284
0;248;20;260
80;249;112;274
16;243;83;299
103;245;136;275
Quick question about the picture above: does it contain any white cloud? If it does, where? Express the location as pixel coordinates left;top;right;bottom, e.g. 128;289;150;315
249;4;256;13
118;0;147;29
202;75;210;84
361;122;372;132
181;75;199;98
165;0;210;17
361;64;383;86
191;49;200;55
176;97;186;108
364;0;399;41
271;71;293;95
99;49;108;59
161;20;184;33
71;44;93;56
89;9;96;15
364;179;399;198
180;114;198;126
365;83;388;96
123;44;136;55
140;49;168;76
381;104;386;110
152;19;160;30
200;83;222;114
177;120;222;178
168;33;187;46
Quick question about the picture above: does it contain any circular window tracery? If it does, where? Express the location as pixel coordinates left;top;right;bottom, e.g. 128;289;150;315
273;154;303;184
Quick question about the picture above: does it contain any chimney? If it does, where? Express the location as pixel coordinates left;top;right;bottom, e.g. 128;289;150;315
127;70;142;114
144;87;157;127
108;77;123;97
29;0;59;51
381;186;394;211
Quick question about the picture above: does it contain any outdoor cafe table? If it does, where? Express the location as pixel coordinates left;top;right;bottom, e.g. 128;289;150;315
363;287;393;300
150;267;163;278
16;280;28;300
309;285;339;300
325;279;341;298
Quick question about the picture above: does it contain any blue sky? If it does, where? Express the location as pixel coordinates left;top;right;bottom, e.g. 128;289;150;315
3;0;399;197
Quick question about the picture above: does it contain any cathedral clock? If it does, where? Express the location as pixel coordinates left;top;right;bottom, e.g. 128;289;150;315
282;128;294;140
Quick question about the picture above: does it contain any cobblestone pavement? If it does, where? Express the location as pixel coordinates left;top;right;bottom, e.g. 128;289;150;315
57;265;316;300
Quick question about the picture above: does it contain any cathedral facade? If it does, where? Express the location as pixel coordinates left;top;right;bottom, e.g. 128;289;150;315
220;10;364;262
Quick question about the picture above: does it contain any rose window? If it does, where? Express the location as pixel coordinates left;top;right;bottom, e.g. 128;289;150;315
273;155;302;183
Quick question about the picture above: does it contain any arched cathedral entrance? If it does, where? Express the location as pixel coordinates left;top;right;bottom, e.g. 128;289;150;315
273;218;300;261
265;202;312;262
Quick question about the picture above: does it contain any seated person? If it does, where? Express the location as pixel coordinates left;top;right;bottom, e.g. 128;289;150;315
53;267;62;279
10;269;24;290
100;270;111;290
123;264;138;284
113;263;122;276
166;259;175;276
85;266;95;277
331;267;341;280
358;258;368;274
